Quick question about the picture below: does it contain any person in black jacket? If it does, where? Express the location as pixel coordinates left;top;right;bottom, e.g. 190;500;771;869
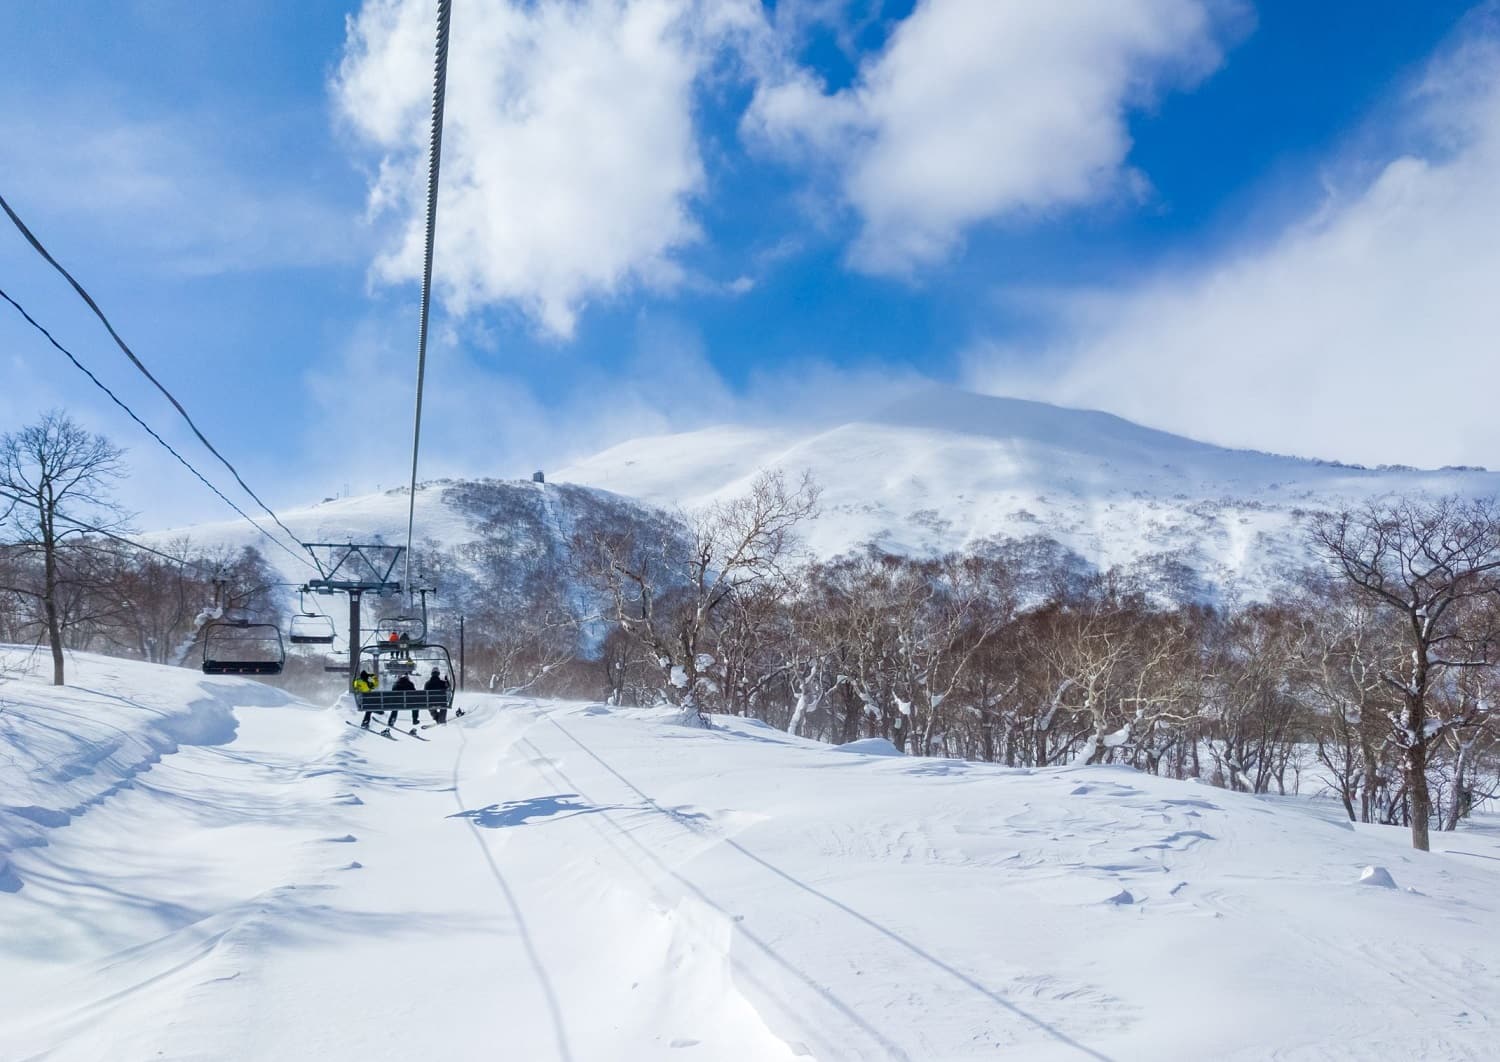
424;667;451;724
392;673;418;728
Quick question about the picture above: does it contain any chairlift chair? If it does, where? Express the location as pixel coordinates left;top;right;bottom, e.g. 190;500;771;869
202;620;286;676
374;613;427;647
353;639;459;725
289;591;336;645
289;613;336;645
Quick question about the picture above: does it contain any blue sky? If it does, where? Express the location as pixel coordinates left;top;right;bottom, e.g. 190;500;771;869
0;0;1494;528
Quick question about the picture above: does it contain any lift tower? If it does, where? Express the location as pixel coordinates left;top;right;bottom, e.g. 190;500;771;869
300;543;405;688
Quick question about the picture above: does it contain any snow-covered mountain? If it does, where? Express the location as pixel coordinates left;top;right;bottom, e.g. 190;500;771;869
148;387;1500;600
146;476;674;594
557;386;1500;594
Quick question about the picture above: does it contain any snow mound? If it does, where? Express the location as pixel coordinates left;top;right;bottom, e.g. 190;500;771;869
1358;865;1398;888
833;737;905;756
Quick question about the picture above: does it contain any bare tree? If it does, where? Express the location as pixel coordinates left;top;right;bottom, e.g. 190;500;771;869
584;470;818;724
0;412;127;685
1314;497;1500;850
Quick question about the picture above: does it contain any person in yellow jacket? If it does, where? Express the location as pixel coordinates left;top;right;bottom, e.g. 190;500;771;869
355;670;380;728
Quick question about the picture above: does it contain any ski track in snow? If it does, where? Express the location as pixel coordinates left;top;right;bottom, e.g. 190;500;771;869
2;650;1500;1060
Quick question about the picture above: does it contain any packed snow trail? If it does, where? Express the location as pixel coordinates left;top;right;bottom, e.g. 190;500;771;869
3;652;1500;1060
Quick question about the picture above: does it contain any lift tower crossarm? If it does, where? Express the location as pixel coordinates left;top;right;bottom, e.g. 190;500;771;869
300;543;407;689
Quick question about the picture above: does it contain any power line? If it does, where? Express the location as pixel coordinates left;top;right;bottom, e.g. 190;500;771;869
0;284;312;571
403;0;453;600
0;484;228;577
0;189;311;563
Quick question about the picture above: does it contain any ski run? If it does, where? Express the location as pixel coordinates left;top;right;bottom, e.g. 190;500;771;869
2;650;1499;1061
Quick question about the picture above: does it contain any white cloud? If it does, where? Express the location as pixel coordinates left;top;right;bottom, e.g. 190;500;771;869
335;0;767;338
296;304;927;509
967;13;1500;470
744;0;1242;274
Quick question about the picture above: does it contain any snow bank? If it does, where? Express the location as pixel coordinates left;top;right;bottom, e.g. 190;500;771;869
0;648;293;891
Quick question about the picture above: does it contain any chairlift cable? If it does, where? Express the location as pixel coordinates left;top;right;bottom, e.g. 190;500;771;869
0;485;300;601
401;0;453;602
0;190;313;569
0;284;312;571
0;485;218;572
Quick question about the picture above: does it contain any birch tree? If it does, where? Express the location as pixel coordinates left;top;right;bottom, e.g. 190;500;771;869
1314;497;1500;851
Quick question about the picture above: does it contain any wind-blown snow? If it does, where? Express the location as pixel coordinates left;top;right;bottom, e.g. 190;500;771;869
2;652;1498;1059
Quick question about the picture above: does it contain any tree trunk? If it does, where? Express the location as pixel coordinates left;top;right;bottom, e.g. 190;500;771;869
42;523;64;686
1359;724;1379;824
1407;737;1431;852
1443;745;1470;833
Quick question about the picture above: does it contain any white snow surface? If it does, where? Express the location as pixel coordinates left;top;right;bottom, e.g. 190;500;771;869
557;387;1500;593
3;651;1500;1060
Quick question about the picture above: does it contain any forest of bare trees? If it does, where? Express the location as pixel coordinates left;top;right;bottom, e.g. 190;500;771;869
567;479;1500;850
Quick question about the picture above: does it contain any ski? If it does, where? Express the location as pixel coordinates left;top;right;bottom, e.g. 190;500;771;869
420;708;468;730
346;720;397;740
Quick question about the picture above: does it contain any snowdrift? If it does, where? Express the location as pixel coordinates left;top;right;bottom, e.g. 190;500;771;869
0;649;292;890
1;653;1498;1060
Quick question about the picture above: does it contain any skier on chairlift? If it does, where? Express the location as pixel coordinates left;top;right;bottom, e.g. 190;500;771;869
391;672;419;729
425;666;455;723
355;670;380;729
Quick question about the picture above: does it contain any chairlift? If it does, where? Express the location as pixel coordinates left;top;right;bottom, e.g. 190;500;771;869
202;620;286;676
374;613;427;647
289;592;336;645
290;613;336;645
353;638;460;726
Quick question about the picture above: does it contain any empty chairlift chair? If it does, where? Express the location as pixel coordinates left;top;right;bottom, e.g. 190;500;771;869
202;620;286;676
289;613;336;645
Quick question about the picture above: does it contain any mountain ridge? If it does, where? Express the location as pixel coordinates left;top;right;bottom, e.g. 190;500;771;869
144;388;1500;602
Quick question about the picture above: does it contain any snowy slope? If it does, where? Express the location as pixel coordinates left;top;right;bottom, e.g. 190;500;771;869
141;477;676;638
145;481;496;581
3;652;1499;1060
557;386;1500;593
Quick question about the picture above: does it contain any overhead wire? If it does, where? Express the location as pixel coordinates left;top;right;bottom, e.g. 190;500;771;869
0;284;313;571
402;0;454;601
0;189;312;566
0;484;231;576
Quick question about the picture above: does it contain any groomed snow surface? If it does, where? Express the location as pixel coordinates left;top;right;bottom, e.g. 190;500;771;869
2;651;1498;1061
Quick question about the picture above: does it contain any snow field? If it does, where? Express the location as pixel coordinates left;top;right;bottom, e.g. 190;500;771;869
2;652;1500;1060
